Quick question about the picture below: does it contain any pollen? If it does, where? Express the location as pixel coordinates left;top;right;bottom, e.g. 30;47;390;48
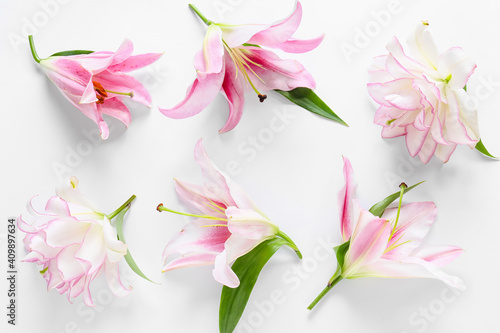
93;81;108;104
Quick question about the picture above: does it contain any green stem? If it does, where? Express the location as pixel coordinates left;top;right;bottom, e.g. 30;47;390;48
277;230;302;259
28;35;41;63
307;271;343;310
156;203;221;221
108;195;136;220
390;183;407;238
189;4;213;25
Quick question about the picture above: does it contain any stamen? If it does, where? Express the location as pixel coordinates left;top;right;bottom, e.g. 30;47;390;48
390;183;407;239
92;80;134;104
223;41;268;103
156;203;223;221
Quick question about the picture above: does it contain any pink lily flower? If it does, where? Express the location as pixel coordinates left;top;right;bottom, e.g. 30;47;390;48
158;139;299;288
29;36;162;139
308;157;464;310
367;22;480;163
159;2;324;133
17;177;133;306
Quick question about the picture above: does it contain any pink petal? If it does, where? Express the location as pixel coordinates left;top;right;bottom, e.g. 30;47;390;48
344;203;391;276
213;251;240;288
405;125;428;157
45;196;71;216
109;39;134;67
381;124;406;138
367;79;423;110
107;52;163;73
226;207;278;241
385;53;415;79
71;52;115;74
434;143;457;163
194;139;237;207
174;179;228;218
104;260;131;297
162;252;218;272
338;156;357;242
248;1;302;46
352;257;465;291
272;35;324;53
158;70;224;119
41;58;91;96
414;245;464;267
382;202;437;259
219;55;245;133
99;97;131;127
244;47;316;91
162;219;230;260
417;132;438;164
95;71;152;107
223;233;264;265
218;23;267;48
443;86;478;145
194;24;224;74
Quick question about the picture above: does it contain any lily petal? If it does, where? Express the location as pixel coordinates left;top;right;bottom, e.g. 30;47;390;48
437;47;476;90
159;70;224;119
194;24;224;74
226;206;278;241
244;47;316;91
219;55;245;133
338;156;357;242
218;23;268;48
406;23;439;70
213;250;240;288
248;1;303;47
99;97;131;127
96;71;153;107
104;260;131;297
414;245;464;267
107;52;163;73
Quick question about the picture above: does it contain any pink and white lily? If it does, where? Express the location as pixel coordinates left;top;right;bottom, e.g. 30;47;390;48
29;36;162;139
367;22;480;163
308;157;464;309
159;2;324;133
17;177;133;306
158;139;299;288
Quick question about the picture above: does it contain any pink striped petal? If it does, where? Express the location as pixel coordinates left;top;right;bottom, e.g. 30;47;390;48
162;219;230;260
194;139;237;207
99;98;131;127
226;207;278;241
382;202;437;259
219;55;245;133
414;245;464;267
272;35;324;53
109;39;134;68
338;156;357;242
104;260;131;297
159;70;224;119
213;251;240;288
248;1;302;46
194;24;224;74
162;252;218;272
244;47;316;91
107;52;163;73
95;71;152;107
352;257;465;291
218;23;267;48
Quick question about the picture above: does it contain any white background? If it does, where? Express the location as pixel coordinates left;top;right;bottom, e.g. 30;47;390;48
2;0;500;332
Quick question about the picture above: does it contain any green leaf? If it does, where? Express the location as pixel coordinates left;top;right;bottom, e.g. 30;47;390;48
334;240;350;271
368;181;425;217
275;87;348;126
50;50;94;57
475;139;497;159
219;238;288;333
115;207;156;284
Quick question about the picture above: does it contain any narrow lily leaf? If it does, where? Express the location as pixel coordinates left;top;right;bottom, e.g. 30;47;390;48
275;87;348;126
475;139;497;159
115;207;156;284
220;238;288;333
50;50;94;57
369;181;425;217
